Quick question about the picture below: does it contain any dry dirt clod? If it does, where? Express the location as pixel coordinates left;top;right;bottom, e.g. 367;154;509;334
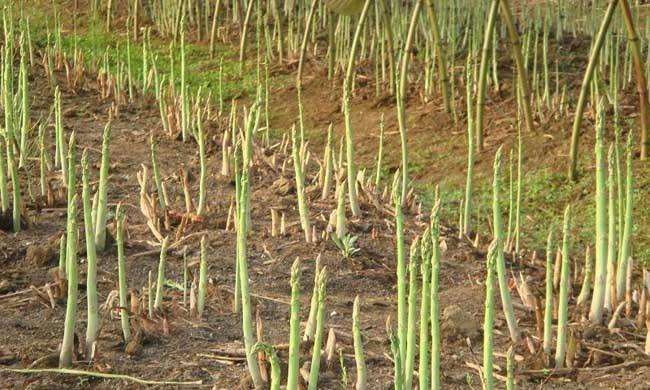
25;242;58;267
441;304;480;341
125;329;144;357
0;349;16;365
0;279;12;294
270;176;295;196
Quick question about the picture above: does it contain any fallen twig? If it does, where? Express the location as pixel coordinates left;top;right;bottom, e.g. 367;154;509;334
518;359;650;378
221;286;290;306
2;367;202;386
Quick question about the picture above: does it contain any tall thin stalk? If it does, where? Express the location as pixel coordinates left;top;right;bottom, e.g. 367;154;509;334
419;228;432;390
375;115;384;187
81;150;98;359
322;124;334;199
151;138;166;214
291;125;311;243
605;146;617;311
499;0;535;134
0;135;8;214
394;188;407;366
3;38;21;232
94;123;111;251
619;0;648;160
463;54;475;235
589;106;608;324
286;258;301;390
424;0;451;113
555;205;572;368
475;0;500;152
197;108;207;216
568;0;619;180
543;229;554;355
430;201;442;389
483;241;498;390
342;0;372;217
238;0;255;73
65;134;77;276
197;236;207;318
59;195;78;368
396;0;422;204
304;255;321;341
353;295;366;390
296;0;318;89
154;237;169;310
493;147;521;342
116;205;130;344
18;35;29;169
307;267;327;390
404;237;420;390
617;133;633;300
236;118;261;386
507;345;515;390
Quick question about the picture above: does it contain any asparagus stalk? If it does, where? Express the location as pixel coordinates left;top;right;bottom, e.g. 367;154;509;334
463;53;475;236
342;0;372;217
543;229;554;355
0;135;8;214
197;236;207;318
475;0;499;152
18;34;29;169
483;241;498;390
65;134;77;276
589;106;608;324
94;123;111;251
58;233;66;275
150;137;166;215
304;255;322;341
418;228;432;390
617;133;633;301
492;147;521;342
404;236;420;390
81;150;98;358
430;201;442;389
353;295;367;390
286;258;302;390
390;325;404;390
375;114;385;187
3;41;21;232
154;237;169;310
308;267;327;390
197;108;207;216
291;125;311;243
116;204;130;344
605;145;617;311
321;124;334;199
336;179;348;239
555;205;572;368
568;0;619;180
506;345;515;390
252;343;281;390
394;187;407;365
59;195;78;368
577;246;593;307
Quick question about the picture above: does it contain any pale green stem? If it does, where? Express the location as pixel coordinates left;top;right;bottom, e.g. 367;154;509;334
555;205;572;368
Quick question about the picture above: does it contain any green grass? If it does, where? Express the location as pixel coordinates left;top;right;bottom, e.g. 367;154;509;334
59;27;263;102
25;3;290;108
419;159;649;267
